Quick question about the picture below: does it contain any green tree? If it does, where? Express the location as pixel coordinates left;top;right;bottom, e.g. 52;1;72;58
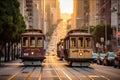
0;0;26;62
92;24;112;43
92;24;112;52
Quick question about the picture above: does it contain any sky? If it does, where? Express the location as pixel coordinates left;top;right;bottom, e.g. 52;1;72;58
59;0;73;14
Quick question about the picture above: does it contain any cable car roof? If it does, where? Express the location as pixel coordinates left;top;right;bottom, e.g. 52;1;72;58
25;29;43;33
21;32;44;36
21;29;44;36
67;29;88;35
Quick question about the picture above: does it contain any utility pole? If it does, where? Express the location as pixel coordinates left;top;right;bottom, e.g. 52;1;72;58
105;20;108;52
105;20;107;46
117;0;120;47
43;0;46;35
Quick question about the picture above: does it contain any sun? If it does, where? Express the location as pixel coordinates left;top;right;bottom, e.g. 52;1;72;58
59;0;73;14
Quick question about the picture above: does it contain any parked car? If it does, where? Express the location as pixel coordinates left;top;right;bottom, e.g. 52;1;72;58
114;49;120;68
103;52;115;66
92;53;99;63
97;53;106;65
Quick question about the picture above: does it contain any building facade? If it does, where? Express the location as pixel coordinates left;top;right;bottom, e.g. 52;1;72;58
98;0;111;24
44;0;60;40
89;0;99;26
73;0;89;30
111;0;120;49
18;0;44;30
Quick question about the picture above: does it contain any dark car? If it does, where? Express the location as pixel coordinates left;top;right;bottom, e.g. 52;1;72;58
114;49;120;68
92;53;99;63
97;53;106;65
103;52;115;66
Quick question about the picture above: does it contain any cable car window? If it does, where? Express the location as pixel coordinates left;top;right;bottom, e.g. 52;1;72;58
37;37;43;47
30;37;35;47
23;37;28;47
85;37;91;48
66;39;69;49
78;37;83;47
70;37;77;48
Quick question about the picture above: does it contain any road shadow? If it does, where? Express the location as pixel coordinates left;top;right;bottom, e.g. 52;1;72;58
65;64;94;69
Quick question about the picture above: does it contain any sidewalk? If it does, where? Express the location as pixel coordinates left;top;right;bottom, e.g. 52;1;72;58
0;59;23;66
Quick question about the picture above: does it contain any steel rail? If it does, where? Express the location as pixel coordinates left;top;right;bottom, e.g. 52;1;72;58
73;67;110;80
82;68;110;80
53;58;81;80
48;56;62;80
38;66;43;80
7;67;26;80
50;56;73;80
24;67;36;80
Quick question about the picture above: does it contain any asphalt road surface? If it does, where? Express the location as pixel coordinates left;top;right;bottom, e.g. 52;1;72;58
0;55;120;80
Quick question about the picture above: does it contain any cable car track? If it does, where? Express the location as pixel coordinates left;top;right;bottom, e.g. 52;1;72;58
24;67;36;80
7;67;26;80
38;65;43;80
47;56;76;80
4;55;119;80
72;67;110;80
55;62;81;80
53;56;94;80
7;66;43;80
47;56;62;80
53;56;110;80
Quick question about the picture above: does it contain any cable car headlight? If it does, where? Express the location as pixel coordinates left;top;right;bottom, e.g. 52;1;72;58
79;52;83;56
31;52;34;55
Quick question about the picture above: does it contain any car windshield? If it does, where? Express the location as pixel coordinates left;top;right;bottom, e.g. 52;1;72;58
100;54;105;57
92;53;98;58
108;53;115;57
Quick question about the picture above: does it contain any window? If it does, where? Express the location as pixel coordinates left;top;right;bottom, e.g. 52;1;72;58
85;37;91;48
30;37;35;47
70;37;77;48
23;37;28;47
78;37;83;47
37;37;43;47
66;39;69;49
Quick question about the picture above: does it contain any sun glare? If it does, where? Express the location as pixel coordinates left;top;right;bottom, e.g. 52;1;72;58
59;0;73;14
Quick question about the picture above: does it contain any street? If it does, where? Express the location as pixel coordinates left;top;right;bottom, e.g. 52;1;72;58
0;55;120;80
0;0;120;80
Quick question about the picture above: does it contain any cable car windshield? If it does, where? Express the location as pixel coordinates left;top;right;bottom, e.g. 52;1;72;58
85;37;92;48
23;37;28;47
22;36;44;47
37;37;43;47
70;37;77;48
70;37;92;48
78;37;83;48
30;37;35;47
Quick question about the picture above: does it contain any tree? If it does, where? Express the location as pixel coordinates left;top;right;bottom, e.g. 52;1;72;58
92;24;112;43
0;0;26;62
92;24;112;52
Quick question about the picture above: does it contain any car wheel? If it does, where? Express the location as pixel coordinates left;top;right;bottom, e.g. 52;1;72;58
97;60;100;64
118;61;120;69
114;63;117;68
114;60;118;68
68;61;72;67
103;59;108;66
